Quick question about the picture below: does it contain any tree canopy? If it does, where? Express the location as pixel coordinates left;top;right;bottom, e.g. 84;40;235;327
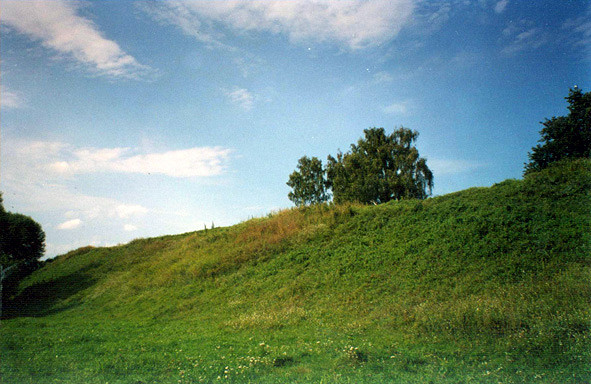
327;127;433;204
524;87;591;174
287;127;433;206
0;193;45;266
286;156;330;207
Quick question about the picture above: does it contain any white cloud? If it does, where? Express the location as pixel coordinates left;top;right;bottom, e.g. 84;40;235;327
428;158;485;175
494;0;509;14
45;144;234;178
57;218;81;230
500;21;547;55
233;55;266;78
142;0;416;50
373;71;394;83
412;1;451;35
123;224;138;232
6;179;148;223
2;138;231;224
116;205;148;219
450;51;482;68
1;0;153;79
502;28;545;55
383;100;412;115
7;140;232;179
563;17;591;40
562;16;591;54
1;85;26;109
225;87;254;111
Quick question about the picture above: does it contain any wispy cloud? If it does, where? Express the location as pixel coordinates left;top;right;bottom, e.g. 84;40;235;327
383;100;412;115
2;139;161;254
1;84;25;109
562;16;591;57
494;0;509;14
123;224;138;232
141;0;416;51
116;205;148;219
233;55;266;78
63;202;147;221
6;177;149;224
44;144;234;178
428;158;485;175
411;1;452;36
373;71;394;84
501;20;547;55
2;139;232;235
225;87;255;111
57;218;81;230
1;0;154;79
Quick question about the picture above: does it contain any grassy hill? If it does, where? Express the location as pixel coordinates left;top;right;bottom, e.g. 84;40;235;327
1;159;590;383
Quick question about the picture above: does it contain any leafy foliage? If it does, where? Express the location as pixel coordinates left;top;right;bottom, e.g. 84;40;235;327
326;127;433;204
525;87;591;174
0;193;46;265
286;156;329;206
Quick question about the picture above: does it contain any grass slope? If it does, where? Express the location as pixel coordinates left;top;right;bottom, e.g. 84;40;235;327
2;159;590;383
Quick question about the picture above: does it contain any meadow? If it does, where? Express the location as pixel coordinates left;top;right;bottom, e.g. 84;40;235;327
1;159;590;383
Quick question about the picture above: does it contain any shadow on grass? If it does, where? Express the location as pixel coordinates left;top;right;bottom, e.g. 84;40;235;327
2;271;96;319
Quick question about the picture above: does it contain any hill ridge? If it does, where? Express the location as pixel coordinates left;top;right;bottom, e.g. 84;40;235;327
2;159;590;383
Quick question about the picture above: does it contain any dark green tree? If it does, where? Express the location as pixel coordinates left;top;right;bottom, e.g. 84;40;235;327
326;127;433;204
525;87;591;174
0;194;45;266
287;156;330;206
0;194;45;318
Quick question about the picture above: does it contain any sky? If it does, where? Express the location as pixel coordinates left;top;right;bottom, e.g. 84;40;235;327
1;0;589;258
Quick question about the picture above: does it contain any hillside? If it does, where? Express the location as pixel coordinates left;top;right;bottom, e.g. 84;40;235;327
2;159;590;383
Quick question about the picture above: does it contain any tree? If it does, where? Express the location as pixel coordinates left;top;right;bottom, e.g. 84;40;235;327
0;194;45;266
326;127;433;204
0;193;45;318
524;87;591;174
286;156;330;206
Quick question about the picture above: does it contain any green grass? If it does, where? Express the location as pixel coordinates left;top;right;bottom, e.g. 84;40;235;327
2;159;590;383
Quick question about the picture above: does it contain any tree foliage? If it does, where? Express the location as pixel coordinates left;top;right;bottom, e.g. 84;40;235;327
287;127;433;206
525;87;591;174
286;156;330;207
326;127;433;204
0;193;46;265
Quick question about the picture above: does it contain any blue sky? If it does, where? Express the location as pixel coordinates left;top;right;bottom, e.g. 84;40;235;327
1;0;589;258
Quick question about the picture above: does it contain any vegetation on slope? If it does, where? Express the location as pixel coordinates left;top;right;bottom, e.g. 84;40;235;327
1;159;590;383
